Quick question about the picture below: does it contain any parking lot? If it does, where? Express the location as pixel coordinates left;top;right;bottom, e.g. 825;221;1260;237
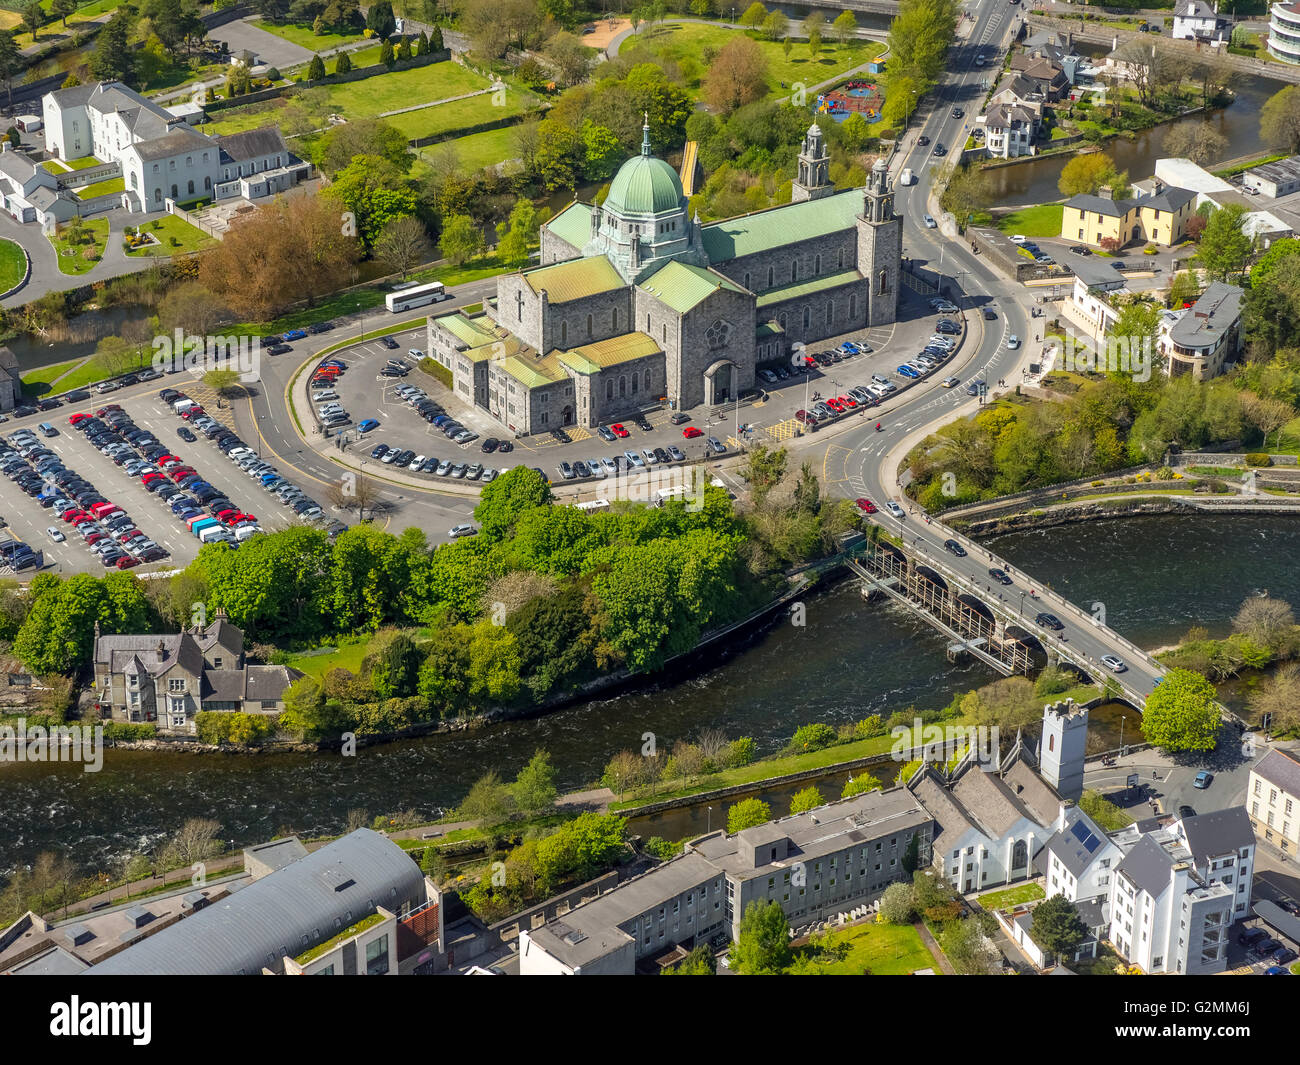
0;382;343;576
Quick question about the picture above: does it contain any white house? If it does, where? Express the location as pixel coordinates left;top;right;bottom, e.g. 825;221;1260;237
982;102;1037;159
1172;0;1230;40
0;149;78;226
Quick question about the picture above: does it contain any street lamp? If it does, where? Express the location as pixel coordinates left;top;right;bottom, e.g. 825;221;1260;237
707;806;713;832
1119;715;1125;753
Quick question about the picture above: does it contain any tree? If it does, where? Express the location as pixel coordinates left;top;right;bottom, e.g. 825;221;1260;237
545;31;592;87
841;772;882;798
1140;668;1220;753
0;31;19;106
663;943;716;974
380;39;395;67
374;214;432;278
761;10;787;41
474;466;553;539
320;117;413;175
1030;894;1088;962
878;881;918;924
335;50;352;75
396;37;411;62
832;9;856;44
307;53;326;80
457;770;515;823
1233;595;1294;652
602;750;644;800
1058;152;1124;197
161;818;222;867
886;0;959;94
369;631;422;699
1196;202;1252;282
727;797;771;833
90;12;134;83
439;213;482;265
803;11;824;57
1161;122;1226;167
1242;391;1293;451
739;1;766;31
788;785;823;814
941;917;999;974
22;0;44;39
324;154;417;249
203;368;241;395
703;36;769;116
366;0;396;38
1248;662;1300;735
1167;270;1200;309
1260;85;1300;155
52;0;76;25
511;749;558;816
731;900;791;974
940;163;993;226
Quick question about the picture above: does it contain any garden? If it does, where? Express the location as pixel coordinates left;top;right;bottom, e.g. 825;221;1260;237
47;216;109;275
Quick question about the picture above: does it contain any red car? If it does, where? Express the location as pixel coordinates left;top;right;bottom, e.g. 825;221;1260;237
839;395;857;409
69;412;91;426
95;405;122;417
610;423;629;438
115;556;141;569
62;508;87;522
825;398;843;413
682;427;703;439
180;406;205;420
855;498;878;514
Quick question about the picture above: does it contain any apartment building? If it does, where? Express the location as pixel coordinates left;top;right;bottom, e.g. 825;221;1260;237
1248;747;1300;856
520;788;934;974
1157;281;1244;379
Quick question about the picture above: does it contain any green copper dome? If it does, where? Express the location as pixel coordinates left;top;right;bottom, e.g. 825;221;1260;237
604;119;684;217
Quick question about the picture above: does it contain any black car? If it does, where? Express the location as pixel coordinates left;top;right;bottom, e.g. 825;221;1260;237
379;336;399;350
1177;805;1197;820
1236;926;1265;946
951;107;964;119
36;398;61;411
308;321;334;334
1111;260;1126;272
1256;938;1283;956
1036;612;1064;630
481;438;499;453
1275;947;1299;965
371;444;390;460
268;343;293;356
917;135;930;146
932;143;947;157
551;428;571;444
1069;245;1092;256
653;447;669;464
13;405;37;417
634;415;652;432
943;538;967;557
62;389;91;401
498;441;513;454
982;308;998;321
177;427;196;442
989;568;1011;584
936;319;961;335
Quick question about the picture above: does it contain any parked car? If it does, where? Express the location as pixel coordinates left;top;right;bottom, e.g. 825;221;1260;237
448;524;477;538
357;419;380;433
1193;770;1213;789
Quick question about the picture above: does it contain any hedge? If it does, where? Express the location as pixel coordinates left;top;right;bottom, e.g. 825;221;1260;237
1245;453;1273;467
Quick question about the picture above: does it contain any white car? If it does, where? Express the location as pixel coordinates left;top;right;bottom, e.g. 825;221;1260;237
1008;235;1027;244
1007;334;1020;349
886;501;905;518
312;391;338;401
408;349;424;360
923;214;937;228
448;524;477;538
46;526;65;542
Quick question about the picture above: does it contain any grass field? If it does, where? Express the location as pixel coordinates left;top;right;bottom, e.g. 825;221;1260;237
284;638;370;680
9;0;124;47
125;214;215;257
789;922;938;975
0;237;26;292
385;91;531;142
76;176;125;200
975;882;1045;912
20;357;84;395
628;23;882;102
251;17;366;52
414;126;520;173
48;217;109;275
42;155;105;174
995;204;1065;237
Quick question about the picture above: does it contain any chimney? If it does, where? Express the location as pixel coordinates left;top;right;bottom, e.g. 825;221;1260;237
1098;184;1114;200
157;639;168;661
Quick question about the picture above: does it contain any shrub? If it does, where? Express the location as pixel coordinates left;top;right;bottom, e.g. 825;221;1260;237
726;736;756;767
789;722;837;753
1245;453;1272;467
265;67;281;80
1155;466;1174;480
645;836;683;859
854;714;886;738
1091;480;1103;487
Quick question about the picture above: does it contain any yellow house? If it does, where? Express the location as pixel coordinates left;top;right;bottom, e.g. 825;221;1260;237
1060;184;1196;248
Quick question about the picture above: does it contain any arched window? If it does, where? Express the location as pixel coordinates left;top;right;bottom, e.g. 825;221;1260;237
849;294;857;318
561;322;567;345
802;306;810;329
791;260;798;282
587;313;593;338
826;299;833;324
1012;839;1028;870
619;376;627;396
187;180;194;196
767;266;774;287
878;269;889;295
838;248;845;270
612;308;618;331
631;374;639;394
170;184;178;199
744;272;751;290
778;312;787;330
646;314;651;332
606;379;614;400
644;369;651;391
815;253;821;275
662;323;666;342
203;176;211;190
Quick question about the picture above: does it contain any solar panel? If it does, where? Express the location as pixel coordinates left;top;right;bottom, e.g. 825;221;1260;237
1070;820;1090;844
1082;832;1101;854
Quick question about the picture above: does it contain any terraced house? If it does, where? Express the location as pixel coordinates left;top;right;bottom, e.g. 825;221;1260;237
428;121;901;434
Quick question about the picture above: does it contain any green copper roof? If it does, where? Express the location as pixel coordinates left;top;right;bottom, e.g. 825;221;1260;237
435;312;499;348
546;201;593;249
522;256;625;303
556;331;660;375
702;189;862;263
638;261;744;313
756;320;784;337
605;121;685;217
756;269;863;309
501;352;567;389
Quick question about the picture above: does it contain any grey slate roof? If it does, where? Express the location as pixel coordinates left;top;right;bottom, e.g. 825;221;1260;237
1041;807;1108;879
0;151;37;183
1070;254;1130;287
246;664;303;701
949;763;1044;838
1252;748;1300;797
1066;193;1133;218
1142;186;1195;213
1168;281;1243;350
1116;834;1174;897
128;125;212;162
1179;805;1254;864
215;127;289;163
85;830;425;975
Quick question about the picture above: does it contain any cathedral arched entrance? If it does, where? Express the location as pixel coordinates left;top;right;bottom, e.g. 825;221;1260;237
704;359;735;406
561;406;573;426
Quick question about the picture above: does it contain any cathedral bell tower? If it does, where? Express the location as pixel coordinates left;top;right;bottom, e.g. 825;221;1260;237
792;123;832;202
856;158;902;327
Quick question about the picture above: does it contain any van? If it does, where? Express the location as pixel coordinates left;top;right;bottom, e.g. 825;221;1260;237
900;168;914;186
198;525;231;543
172;398;196;414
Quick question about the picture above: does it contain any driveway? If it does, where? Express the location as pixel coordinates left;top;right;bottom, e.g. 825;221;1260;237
207;19;317;70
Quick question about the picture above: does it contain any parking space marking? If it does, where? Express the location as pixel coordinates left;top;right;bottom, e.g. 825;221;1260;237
764;419;799;441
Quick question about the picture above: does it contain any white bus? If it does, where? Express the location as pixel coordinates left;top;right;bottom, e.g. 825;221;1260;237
385;281;446;313
574;499;611;512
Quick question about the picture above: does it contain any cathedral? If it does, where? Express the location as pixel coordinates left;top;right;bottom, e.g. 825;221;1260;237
427;121;902;435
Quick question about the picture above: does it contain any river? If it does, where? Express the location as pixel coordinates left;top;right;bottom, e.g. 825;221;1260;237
1;512;1297;879
984;52;1287;206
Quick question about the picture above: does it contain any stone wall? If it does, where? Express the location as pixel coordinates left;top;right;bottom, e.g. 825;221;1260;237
663;283;757;410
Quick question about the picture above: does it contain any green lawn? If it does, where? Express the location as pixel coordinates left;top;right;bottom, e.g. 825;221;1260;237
385;91;533;142
48;218;109;275
415;126;520;173
0;236;25;292
975;882;1045;911
42;155;106;174
252;17;365;52
628;23;882;102
125;214;215;257
53;351;150;393
316;61;497;118
283;638;370;680
20;356;83;396
996;204;1064;238
76;176;125;200
790;921;939;975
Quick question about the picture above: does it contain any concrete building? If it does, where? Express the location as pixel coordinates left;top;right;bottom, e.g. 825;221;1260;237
1061;255;1129;344
1157;280;1244;379
427;121;901;433
90;610;302;734
1248;747;1300;856
1039;698;1089;799
1172;0;1231;40
83;830;439;975
1241;155;1300;198
40;81;311;217
1269;1;1300;63
520;788;933;974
